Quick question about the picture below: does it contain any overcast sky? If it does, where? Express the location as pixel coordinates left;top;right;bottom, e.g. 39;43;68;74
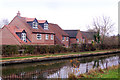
0;0;119;35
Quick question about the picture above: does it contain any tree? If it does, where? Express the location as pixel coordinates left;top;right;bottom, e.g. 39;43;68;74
0;19;9;28
88;16;115;44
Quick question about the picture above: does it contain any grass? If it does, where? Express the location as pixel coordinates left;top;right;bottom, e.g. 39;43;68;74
1;49;118;60
78;65;119;78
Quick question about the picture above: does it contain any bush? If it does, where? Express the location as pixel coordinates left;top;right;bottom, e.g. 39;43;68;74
2;45;19;56
22;45;35;54
49;45;55;54
70;44;79;52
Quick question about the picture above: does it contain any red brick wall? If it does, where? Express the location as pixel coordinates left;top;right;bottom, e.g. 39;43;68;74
69;30;83;45
61;36;69;47
0;27;21;45
76;30;83;44
31;33;54;45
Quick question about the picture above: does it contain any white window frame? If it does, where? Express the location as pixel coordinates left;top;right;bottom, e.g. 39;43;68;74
51;34;53;40
83;39;85;43
32;22;38;29
21;33;26;42
62;36;64;41
66;37;68;41
37;34;42;40
46;34;49;40
44;23;48;30
77;39;79;42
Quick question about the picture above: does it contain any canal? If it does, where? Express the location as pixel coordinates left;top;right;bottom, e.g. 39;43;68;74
2;53;119;79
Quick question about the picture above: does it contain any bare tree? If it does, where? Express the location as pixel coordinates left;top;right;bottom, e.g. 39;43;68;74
0;19;9;28
88;16;115;44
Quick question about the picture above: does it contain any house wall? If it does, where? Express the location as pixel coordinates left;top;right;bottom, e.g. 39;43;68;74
69;31;83;45
70;38;77;45
61;36;69;47
76;31;83;44
31;33;54;45
0;27;21;45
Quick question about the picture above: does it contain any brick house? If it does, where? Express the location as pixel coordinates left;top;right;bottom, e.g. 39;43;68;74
64;30;83;45
0;11;69;46
64;30;96;45
81;31;96;44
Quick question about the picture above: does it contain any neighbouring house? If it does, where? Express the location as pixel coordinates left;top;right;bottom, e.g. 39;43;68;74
0;11;69;47
49;23;69;47
64;30;96;45
64;30;83;45
80;31;97;44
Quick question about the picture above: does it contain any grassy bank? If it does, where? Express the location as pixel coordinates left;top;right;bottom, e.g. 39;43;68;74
1;49;119;61
78;65;119;78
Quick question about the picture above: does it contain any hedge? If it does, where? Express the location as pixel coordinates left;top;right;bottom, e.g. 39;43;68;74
1;43;119;56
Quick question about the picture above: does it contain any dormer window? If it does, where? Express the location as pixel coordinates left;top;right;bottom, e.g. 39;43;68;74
21;33;26;42
32;22;38;29
44;23;48;30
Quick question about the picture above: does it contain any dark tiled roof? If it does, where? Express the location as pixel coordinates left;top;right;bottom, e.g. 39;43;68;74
81;31;97;40
64;30;78;38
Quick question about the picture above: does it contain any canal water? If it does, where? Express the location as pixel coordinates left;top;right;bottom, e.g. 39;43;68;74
2;53;119;79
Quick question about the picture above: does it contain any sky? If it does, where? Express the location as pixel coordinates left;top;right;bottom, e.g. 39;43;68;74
0;0;119;35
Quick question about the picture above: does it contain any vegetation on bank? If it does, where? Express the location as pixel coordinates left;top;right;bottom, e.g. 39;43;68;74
68;65;119;80
2;43;119;57
1;49;118;60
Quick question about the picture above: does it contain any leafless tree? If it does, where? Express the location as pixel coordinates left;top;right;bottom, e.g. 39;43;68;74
88;16;115;44
0;19;9;28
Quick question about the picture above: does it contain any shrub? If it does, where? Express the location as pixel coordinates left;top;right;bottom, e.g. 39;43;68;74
2;45;19;56
49;45;55;54
70;44;79;52
39;45;49;54
23;45;35;54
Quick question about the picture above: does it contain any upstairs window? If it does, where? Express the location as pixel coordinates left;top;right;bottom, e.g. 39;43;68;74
77;39;79;42
66;37;68;41
32;22;38;29
37;34;42;40
46;34;49;40
21;33;26;42
51;34;53;40
44;23;48;30
62;36;64;41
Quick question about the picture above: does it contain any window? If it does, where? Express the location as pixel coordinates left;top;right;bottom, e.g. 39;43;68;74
37;34;42;40
51;34;53;40
44;23;48;30
77;39;79;42
83;39;85;43
62;36;64;41
66;37;68;41
21;33;26;42
46;34;49;40
32;22;38;29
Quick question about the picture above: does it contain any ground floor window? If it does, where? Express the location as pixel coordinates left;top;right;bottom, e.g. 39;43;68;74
37;34;42;40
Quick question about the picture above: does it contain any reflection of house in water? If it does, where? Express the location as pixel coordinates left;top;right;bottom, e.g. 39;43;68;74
2;55;119;79
46;56;119;78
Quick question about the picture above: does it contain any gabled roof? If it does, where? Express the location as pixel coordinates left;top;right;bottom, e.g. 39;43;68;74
81;31;97;40
49;23;69;37
2;25;28;44
23;17;35;22
38;20;47;23
64;30;79;38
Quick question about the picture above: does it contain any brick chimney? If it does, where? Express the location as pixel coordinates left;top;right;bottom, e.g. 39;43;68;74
17;11;21;17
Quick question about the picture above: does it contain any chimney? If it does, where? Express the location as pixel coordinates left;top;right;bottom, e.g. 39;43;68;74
17;11;21;17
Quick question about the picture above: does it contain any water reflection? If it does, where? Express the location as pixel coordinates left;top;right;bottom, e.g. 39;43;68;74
2;54;119;79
